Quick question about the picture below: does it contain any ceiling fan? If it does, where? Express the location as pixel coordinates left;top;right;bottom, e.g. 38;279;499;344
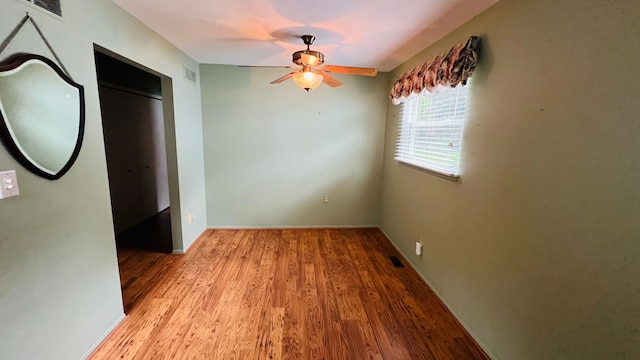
269;35;377;91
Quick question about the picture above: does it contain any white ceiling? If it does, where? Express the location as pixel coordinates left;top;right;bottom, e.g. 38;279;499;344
111;0;499;72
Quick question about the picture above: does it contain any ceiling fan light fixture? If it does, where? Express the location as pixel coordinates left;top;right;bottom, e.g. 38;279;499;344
293;70;323;91
266;34;376;90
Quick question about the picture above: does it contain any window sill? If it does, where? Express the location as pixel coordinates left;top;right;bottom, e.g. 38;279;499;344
396;158;460;182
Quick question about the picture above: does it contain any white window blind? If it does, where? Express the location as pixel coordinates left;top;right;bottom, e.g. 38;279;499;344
395;82;470;177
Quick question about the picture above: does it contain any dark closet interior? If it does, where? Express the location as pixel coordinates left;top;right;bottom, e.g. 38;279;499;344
95;52;172;253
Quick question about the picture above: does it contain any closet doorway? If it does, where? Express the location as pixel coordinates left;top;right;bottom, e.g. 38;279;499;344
95;49;174;253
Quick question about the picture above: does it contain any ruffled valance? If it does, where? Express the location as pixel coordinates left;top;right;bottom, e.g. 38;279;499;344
390;36;480;105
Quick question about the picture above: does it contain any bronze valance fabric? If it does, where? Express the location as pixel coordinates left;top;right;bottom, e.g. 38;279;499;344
390;36;480;105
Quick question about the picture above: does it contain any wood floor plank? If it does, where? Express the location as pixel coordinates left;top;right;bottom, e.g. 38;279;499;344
90;298;175;360
358;270;414;360
314;232;350;359
282;230;304;359
89;228;489;360
340;319;379;360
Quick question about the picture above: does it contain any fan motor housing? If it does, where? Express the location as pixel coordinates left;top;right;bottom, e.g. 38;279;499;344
292;50;324;66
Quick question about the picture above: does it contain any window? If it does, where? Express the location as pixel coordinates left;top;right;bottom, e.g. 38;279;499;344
24;0;62;17
395;82;470;177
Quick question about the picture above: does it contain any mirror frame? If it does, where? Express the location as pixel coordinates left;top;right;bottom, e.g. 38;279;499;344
0;53;85;180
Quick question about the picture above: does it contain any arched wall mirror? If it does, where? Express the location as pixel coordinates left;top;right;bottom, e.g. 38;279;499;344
0;53;85;180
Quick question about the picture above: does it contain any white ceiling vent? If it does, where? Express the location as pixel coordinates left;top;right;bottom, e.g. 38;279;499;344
184;66;197;85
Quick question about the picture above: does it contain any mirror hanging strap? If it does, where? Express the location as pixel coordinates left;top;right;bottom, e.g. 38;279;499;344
0;12;72;80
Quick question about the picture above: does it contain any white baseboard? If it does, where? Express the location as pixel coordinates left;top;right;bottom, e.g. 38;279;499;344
378;228;496;360
172;228;209;254
207;225;378;230
81;313;126;360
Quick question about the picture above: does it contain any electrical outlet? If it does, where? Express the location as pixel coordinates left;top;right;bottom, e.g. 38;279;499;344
323;195;329;203
416;237;423;256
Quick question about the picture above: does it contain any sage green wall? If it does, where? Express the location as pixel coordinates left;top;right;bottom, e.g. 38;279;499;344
380;0;640;359
0;0;207;359
201;65;388;227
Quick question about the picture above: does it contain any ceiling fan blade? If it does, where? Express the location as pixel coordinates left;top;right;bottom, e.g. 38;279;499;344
319;71;343;87
239;65;300;69
323;65;377;77
270;72;296;84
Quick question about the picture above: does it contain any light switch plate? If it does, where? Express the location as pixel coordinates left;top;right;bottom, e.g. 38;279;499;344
0;170;20;199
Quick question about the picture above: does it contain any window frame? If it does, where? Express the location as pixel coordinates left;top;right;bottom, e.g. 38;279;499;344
394;82;471;179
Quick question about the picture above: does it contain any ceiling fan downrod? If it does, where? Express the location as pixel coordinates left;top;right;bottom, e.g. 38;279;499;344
301;35;315;49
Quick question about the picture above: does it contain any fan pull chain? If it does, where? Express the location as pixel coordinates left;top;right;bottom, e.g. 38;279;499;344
0;12;72;80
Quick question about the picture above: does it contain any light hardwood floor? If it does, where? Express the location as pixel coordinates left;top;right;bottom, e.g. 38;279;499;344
89;228;489;359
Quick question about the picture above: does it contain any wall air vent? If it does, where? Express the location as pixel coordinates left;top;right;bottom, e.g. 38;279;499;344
184;66;197;85
24;0;62;17
389;256;405;268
